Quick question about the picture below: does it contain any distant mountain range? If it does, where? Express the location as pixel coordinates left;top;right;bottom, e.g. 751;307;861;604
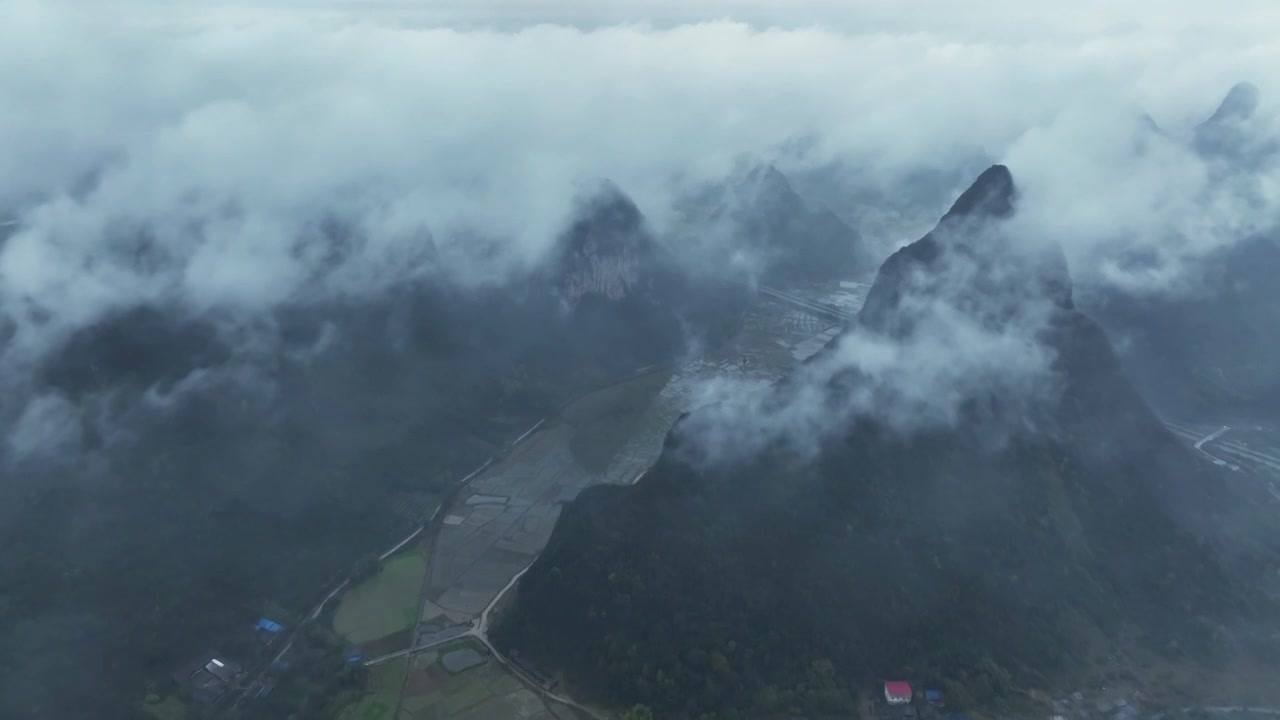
1081;82;1280;421
679;162;871;285
494;166;1280;719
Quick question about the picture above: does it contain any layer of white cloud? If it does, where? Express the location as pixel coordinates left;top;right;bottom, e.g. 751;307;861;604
6;393;82;461
96;0;1280;41
680;221;1063;464
0;0;1277;411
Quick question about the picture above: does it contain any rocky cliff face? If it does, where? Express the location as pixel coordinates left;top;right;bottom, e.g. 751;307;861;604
553;182;653;303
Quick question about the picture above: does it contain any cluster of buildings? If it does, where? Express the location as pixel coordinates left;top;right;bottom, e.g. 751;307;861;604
880;681;954;720
879;681;1162;720
874;680;1162;720
170;616;289;705
171;654;245;704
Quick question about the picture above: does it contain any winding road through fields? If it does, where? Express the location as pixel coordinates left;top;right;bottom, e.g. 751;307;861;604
228;420;542;711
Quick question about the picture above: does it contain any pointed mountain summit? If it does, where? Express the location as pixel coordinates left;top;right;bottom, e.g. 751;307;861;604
1204;81;1261;126
730;162;797;204
494;166;1279;719
551;181;659;303
1194;81;1265;159
536;180;748;374
685;162;868;285
861;164;1069;333
939;163;1015;221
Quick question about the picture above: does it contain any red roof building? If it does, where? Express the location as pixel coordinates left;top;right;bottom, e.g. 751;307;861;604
885;681;913;705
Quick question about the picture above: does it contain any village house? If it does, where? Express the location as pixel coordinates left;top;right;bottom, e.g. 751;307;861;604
886;681;913;705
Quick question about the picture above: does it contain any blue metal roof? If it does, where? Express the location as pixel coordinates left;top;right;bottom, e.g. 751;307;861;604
255;618;285;633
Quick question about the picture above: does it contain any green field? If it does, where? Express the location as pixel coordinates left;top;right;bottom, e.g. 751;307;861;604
391;638;687;720
140;695;186;720
395;639;556;719
333;552;428;644
337;657;409;720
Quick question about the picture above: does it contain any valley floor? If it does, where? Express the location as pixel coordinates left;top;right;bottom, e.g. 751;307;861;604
311;284;868;720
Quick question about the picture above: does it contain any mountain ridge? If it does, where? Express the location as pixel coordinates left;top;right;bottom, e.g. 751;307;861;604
493;165;1280;719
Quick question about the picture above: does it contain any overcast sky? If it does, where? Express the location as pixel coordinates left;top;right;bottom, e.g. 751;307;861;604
99;0;1280;37
1;0;1278;360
